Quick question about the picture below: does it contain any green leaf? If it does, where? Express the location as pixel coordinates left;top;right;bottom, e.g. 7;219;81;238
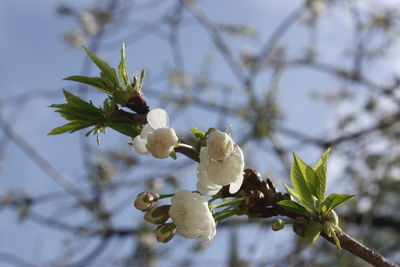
313;148;331;198
322;193;356;213
293;153;322;201
118;43;130;87
82;47;119;87
48;122;92;135
190;127;205;139
64;76;113;94
290;153;313;206
61;90;104;116
277;200;309;215
107;121;141;138
139;70;145;89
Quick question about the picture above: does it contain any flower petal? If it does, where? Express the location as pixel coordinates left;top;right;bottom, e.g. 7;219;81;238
140;124;154;138
197;180;221;196
132;135;150;155
147;108;169;129
229;179;243;194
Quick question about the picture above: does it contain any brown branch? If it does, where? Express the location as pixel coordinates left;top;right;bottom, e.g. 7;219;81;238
221;169;399;267
174;146;200;162
112;109;148;124
321;231;400;267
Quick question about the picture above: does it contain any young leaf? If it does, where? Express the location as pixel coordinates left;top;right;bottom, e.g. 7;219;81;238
290;153;313;206
139;70;145;89
82;47;119;87
64;76;113;94
277;200;309;215
293;153;323;201
190;127;205;139
313;147;331;198
107;121;141;138
48;121;93;135
322;193;356;213
118;43;130;87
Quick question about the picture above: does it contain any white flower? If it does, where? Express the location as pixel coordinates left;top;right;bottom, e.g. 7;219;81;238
206;130;234;161
197;135;244;196
132;109;179;159
169;190;216;246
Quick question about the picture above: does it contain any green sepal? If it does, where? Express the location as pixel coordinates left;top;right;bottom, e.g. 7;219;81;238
331;231;341;249
323;224;342;249
170;151;177;160
277;200;309;215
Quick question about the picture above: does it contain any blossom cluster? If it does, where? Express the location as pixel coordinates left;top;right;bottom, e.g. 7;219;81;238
133;108;245;245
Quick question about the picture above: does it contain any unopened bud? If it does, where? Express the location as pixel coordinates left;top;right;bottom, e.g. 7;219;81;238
293;217;307;236
324;210;339;226
134;192;160;211
272;219;285;231
323;210;341;236
155;223;177;243
144;205;170;224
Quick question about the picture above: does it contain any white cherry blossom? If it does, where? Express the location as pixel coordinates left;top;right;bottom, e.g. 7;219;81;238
169;190;216;246
206;129;234;161
132;109;178;159
197;131;244;196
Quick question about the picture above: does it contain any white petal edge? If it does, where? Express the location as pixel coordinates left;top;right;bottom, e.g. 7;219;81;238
197;181;221;196
228;178;243;194
147;108;169;129
132;136;150;155
140;124;154;138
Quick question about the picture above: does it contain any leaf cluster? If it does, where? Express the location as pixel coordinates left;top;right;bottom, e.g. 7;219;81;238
49;91;141;143
278;148;355;248
48;44;144;141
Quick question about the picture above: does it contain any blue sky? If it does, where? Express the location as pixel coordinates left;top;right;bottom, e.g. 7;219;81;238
1;0;399;265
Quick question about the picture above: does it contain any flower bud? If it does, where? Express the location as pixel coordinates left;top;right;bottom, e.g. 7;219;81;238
134;192;160;211
155;223;177;243
144;205;170;224
305;220;324;243
324;210;339;226
293;217;307;236
146;128;179;159
323;210;341;236
206;130;234;161
272;219;285;231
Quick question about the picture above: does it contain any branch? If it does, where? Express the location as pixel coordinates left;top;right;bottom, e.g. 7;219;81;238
221;169;399;267
323;232;399;267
